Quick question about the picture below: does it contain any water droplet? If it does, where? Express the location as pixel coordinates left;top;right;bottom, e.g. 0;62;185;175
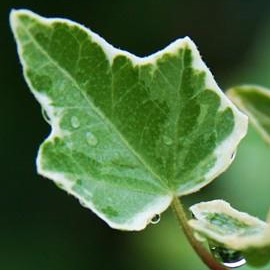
231;151;236;161
86;131;98;146
163;135;173;146
79;200;87;208
41;108;51;124
209;244;246;268
55;182;63;189
71;116;80;128
150;214;161;224
66;141;73;148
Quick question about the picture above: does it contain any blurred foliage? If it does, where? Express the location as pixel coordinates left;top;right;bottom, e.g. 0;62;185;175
1;0;270;269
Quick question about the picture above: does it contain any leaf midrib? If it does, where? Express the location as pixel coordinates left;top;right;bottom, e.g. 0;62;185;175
20;21;169;191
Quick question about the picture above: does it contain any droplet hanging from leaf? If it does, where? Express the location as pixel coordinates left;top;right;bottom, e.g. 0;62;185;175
150;214;161;224
209;244;246;268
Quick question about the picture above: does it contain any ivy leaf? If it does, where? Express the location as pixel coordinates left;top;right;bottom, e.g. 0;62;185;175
227;85;270;144
10;9;247;231
189;200;270;266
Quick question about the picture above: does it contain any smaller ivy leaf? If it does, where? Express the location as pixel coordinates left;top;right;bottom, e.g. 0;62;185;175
189;200;270;266
227;85;270;144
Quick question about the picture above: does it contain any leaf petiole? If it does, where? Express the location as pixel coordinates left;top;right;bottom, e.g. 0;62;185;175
171;197;227;270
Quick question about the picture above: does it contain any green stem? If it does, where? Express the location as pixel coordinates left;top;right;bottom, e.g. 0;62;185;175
171;196;228;270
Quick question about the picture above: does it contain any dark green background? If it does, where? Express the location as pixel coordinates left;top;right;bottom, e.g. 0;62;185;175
1;1;270;269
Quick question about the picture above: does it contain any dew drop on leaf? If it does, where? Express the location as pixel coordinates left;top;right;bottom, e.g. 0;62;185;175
86;131;98;146
163;135;173;146
150;214;161;224
66;141;73;148
71;116;80;129
231;151;236;161
209;244;246;268
79;199;87;208
55;182;63;189
41;108;51;124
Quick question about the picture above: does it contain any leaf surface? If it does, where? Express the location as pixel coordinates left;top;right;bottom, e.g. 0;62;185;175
227;85;270;144
10;9;247;230
189;200;270;266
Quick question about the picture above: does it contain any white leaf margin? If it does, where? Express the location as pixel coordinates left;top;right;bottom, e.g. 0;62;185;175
10;9;248;231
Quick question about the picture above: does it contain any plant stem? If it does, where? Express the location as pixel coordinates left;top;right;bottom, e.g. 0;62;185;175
171;196;228;270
